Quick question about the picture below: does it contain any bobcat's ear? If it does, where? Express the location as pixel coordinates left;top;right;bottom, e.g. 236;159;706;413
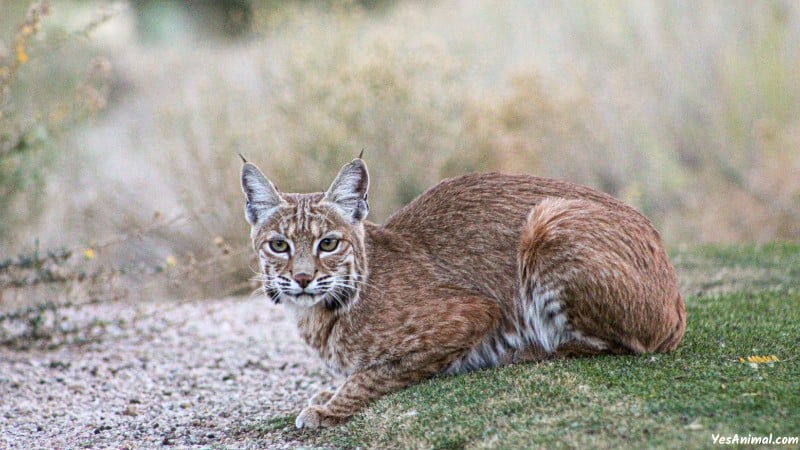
324;158;369;224
241;162;284;226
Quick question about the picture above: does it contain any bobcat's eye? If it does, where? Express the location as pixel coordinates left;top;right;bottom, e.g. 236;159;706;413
318;238;339;253
268;239;290;253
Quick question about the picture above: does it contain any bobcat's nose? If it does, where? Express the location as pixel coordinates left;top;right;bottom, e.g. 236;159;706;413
294;273;313;289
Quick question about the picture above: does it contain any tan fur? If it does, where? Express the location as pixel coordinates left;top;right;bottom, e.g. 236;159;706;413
241;158;685;428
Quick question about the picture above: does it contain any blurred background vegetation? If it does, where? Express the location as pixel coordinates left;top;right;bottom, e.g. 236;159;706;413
1;0;799;310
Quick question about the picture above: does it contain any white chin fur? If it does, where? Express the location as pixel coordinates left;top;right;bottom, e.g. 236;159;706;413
289;293;321;308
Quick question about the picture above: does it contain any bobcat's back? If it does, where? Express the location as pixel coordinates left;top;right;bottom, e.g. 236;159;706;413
380;172;641;304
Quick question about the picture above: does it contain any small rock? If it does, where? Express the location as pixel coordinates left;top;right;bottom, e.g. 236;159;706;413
685;419;703;430
122;404;139;416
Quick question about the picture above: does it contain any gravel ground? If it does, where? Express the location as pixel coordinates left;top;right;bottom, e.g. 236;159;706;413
0;296;336;449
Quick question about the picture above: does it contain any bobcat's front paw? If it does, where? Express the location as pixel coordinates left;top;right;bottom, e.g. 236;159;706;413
295;405;344;429
308;389;335;406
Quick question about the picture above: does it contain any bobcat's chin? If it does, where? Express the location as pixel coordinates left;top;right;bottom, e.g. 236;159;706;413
288;293;322;308
282;287;356;311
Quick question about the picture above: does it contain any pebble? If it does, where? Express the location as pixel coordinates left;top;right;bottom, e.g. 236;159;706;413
122;404;139;416
0;296;334;448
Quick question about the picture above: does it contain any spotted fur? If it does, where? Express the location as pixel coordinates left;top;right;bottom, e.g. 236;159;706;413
241;157;686;429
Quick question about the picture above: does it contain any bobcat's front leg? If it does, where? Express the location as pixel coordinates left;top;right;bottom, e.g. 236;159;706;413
296;293;501;429
296;367;420;429
307;389;335;406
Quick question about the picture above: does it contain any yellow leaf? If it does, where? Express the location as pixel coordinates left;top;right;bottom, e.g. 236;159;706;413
741;355;779;364
15;44;28;64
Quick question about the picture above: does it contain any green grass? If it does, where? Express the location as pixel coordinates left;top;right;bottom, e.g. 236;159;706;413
251;243;800;449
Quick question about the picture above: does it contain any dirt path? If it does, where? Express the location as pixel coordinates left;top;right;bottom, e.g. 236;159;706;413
0;297;336;449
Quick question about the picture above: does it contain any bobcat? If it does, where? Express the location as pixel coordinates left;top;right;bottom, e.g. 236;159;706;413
240;155;685;429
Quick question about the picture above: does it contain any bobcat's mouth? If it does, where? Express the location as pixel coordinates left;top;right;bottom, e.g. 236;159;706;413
281;289;334;307
267;277;357;311
263;287;320;307
283;289;354;310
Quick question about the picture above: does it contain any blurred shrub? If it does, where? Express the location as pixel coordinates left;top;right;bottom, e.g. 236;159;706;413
9;0;799;304
261;6;492;218
63;4;494;296
0;2;151;347
0;1;112;242
132;0;253;43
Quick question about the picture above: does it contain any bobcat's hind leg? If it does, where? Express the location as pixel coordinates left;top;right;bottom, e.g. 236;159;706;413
518;199;620;359
516;197;684;357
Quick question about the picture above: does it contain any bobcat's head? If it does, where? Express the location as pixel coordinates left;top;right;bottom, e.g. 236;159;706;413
241;156;369;311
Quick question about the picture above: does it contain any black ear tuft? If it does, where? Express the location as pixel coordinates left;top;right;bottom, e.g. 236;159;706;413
241;162;283;225
324;158;369;223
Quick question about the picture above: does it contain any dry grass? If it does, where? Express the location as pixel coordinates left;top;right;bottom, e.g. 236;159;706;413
2;0;800;300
